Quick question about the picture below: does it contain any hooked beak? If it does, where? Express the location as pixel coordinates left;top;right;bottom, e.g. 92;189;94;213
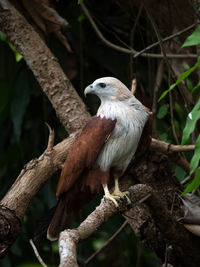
84;84;94;97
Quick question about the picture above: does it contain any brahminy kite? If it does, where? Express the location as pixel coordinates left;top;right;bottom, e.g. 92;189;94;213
47;77;150;240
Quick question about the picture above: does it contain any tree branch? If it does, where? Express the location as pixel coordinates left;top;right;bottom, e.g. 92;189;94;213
0;131;77;257
84;220;128;265
0;0;90;134
80;2;196;59
133;23;196;58
59;184;200;267
150;138;195;153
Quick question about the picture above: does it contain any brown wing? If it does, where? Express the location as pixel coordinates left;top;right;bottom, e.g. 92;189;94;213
134;113;152;159
56;116;116;199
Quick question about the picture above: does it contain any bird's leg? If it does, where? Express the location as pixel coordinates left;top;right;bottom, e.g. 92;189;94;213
112;178;131;204
100;171;131;207
102;184;119;207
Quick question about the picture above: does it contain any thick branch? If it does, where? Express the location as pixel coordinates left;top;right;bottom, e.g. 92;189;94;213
59;184;200;267
0;132;77;257
0;132;77;220
0;0;90;133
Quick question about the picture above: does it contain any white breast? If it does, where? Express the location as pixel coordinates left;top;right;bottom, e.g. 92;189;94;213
96;97;147;172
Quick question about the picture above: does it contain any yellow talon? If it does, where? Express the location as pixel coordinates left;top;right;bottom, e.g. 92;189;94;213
102;193;119;207
102;181;131;208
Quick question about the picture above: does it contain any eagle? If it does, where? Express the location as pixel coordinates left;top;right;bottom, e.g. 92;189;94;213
47;77;150;241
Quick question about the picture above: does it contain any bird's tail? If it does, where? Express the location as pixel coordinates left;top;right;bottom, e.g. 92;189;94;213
47;197;74;241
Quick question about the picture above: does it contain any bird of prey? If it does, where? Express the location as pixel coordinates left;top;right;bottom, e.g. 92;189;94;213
47;77;150;241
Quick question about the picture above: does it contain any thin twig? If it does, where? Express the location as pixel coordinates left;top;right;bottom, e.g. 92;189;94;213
84;220;128;265
169;91;179;145
134;23;196;58
152;60;164;132
144;3;173;70
80;3;196;59
29;239;48;267
45;122;55;150
143;2;190;112
131;78;137;94
181;176;192;185
130;2;144;77
150;138;195;153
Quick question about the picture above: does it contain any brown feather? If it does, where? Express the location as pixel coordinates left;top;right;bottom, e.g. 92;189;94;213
134;113;152;159
47;116;116;240
56;116;116;198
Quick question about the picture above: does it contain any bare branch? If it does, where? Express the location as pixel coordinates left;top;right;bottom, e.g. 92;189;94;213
0;132;77;257
150;138;195;153
80;3;196;59
85;220;128;265
133;23;196;58
152;60;164;132
29;239;48;267
45;123;55;150
59;184;198;267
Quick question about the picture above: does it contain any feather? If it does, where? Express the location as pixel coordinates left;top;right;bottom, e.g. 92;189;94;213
46;77;149;240
56;116;116;197
47;116;116;240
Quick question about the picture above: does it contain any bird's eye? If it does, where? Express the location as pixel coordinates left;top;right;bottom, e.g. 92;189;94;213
98;83;106;88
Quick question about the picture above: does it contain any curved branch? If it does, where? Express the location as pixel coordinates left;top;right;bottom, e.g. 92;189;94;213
0;131;77;257
59;184;199;267
80;3;196;59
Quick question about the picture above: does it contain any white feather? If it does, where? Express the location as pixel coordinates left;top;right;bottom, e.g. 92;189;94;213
96;95;147;172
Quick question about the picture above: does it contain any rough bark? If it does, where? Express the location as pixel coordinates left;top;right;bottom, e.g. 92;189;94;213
125;150;200;267
0;1;89;255
0;132;76;258
0;0;90;134
59;182;200;267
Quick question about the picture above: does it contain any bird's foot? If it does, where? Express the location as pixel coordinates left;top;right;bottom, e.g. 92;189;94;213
112;189;131;206
101;193;120;207
102;190;131;208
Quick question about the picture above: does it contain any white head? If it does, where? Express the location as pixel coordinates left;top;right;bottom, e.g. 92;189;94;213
84;77;133;101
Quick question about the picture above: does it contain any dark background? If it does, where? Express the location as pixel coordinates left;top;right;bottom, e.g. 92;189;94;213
0;0;197;266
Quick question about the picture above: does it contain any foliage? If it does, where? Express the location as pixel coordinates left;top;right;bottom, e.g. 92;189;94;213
0;31;23;62
159;59;200;101
157;103;169;119
182;26;200;48
181;100;200;145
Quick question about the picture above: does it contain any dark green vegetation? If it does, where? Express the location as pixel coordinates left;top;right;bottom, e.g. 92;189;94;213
1;0;200;266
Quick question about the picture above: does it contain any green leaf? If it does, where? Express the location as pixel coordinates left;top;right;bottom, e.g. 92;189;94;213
182;26;200;48
190;135;200;175
181;169;200;195
8;42;23;62
191;81;200;94
0;31;6;41
157;103;169;119
78;0;83;4
159;59;200;101
181;100;200;145
0;31;23;62
174;165;186;181
77;14;85;22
